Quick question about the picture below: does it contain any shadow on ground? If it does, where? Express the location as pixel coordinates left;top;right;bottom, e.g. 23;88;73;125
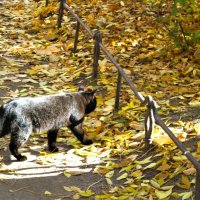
0;144;108;200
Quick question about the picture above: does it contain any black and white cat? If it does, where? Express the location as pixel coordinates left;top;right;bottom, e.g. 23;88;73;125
0;87;97;161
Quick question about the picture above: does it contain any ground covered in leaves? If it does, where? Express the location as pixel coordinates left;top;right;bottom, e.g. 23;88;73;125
0;0;200;199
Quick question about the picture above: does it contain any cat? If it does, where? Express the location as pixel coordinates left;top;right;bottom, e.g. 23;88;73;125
0;86;97;161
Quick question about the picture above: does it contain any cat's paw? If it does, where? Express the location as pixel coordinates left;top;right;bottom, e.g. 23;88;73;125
82;139;93;145
49;145;59;153
17;155;27;161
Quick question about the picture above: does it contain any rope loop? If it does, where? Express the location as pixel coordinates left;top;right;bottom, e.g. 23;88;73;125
142;96;158;149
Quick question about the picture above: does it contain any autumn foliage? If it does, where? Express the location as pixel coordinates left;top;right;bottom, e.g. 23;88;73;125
0;0;200;199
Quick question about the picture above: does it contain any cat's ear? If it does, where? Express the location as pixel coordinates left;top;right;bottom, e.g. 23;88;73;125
78;86;96;94
85;87;97;96
89;89;97;96
78;86;85;92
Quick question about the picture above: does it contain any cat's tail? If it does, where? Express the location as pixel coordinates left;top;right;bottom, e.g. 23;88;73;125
0;105;10;137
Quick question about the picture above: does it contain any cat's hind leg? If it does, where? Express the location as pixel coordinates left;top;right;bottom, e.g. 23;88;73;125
48;129;59;152
69;123;93;145
9;127;32;161
69;115;93;145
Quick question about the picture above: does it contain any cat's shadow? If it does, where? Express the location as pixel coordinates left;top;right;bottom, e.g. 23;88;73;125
0;141;75;165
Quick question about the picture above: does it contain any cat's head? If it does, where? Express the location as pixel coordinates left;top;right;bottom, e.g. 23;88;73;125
78;86;97;114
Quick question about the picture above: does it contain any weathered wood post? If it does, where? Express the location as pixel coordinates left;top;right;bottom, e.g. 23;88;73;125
73;21;80;53
93;30;102;79
114;72;122;112
57;0;65;28
195;169;200;200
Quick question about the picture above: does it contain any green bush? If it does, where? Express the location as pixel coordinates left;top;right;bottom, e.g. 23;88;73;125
148;0;200;50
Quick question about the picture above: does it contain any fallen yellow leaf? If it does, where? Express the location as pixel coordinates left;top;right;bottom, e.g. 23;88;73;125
116;172;128;180
155;188;172;199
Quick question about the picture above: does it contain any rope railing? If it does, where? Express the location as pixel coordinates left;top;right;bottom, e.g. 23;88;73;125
46;0;200;198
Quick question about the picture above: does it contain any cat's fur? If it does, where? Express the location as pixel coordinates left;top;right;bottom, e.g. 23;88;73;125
0;87;96;161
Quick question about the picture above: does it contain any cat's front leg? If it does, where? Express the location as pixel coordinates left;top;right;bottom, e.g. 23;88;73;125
47;129;59;152
69;123;93;145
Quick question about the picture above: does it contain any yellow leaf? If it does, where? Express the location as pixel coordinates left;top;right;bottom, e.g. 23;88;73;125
181;191;192;200
63;40;74;51
101;78;110;85
106;178;113;185
157;178;165;186
78;189;94;197
105;98;115;106
194;124;200;135
105;170;114;178
57;138;67;142
129;141;140;147
103;105;113;115
189;100;200;107
117;172;128;180
118;101;137;115
46;46;60;53
157;161;171;171
44;191;52;196
129;121;144;130
183;167;196;175
72;193;80;200
131;132;145;141
181;175;191;189
64;186;73;192
135;156;152;165
96;96;104;106
161;186;174;190
154;134;174;145
172;192;180;198
26;69;38;75
173;155;187;161
39;151;47;156
35;49;52;55
155;189;172;199
87;13;96;25
150;180;161;189
132;170;143;178
144;162;157;170
49;55;60;62
117;159;133;169
64;171;71;178
95;194;114;199
172;155;187;161
120;1;125;6
64;186;81;193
